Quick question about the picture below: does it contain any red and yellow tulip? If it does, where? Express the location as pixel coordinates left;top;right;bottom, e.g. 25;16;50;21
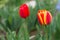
37;10;52;25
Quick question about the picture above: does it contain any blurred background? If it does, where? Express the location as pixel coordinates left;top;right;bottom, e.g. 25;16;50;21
0;0;60;40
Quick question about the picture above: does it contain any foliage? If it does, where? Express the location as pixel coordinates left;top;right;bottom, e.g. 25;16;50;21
0;0;60;40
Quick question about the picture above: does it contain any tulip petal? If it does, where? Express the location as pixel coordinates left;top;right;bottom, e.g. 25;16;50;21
46;11;52;24
37;13;44;25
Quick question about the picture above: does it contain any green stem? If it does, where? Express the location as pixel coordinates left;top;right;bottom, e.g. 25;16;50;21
23;19;29;40
41;26;45;40
48;25;52;40
41;25;48;40
43;25;52;40
17;19;29;40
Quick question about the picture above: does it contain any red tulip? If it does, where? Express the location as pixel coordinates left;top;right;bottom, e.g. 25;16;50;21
37;10;52;25
19;4;30;18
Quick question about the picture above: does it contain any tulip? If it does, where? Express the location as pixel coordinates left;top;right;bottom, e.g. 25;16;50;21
37;10;52;25
19;4;30;18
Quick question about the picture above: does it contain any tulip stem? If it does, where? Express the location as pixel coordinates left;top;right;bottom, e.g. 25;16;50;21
23;19;29;40
42;25;52;40
17;19;29;40
41;25;49;40
41;26;46;40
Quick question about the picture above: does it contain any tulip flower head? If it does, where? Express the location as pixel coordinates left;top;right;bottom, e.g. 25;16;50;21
19;4;30;19
37;10;52;25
